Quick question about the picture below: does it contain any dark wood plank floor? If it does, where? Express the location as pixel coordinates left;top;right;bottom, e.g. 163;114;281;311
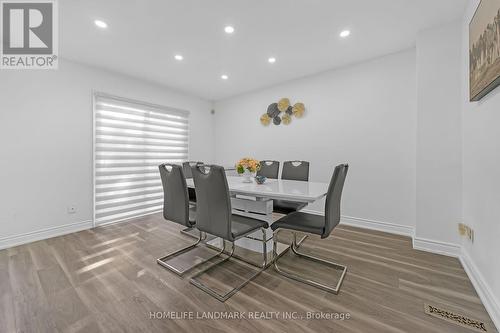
0;213;496;333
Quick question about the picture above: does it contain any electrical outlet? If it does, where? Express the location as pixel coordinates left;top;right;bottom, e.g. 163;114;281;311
67;206;77;214
467;227;474;243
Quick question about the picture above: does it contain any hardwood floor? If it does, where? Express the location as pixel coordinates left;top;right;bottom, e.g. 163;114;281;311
0;213;496;333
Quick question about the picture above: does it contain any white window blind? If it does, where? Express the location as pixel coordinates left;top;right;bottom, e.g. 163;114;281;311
93;93;189;225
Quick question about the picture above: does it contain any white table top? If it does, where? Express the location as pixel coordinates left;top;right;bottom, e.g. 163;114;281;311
186;176;329;203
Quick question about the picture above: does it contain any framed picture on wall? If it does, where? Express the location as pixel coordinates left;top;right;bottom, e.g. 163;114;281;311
469;0;500;101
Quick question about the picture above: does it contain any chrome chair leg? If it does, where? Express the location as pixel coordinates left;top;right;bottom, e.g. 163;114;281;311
262;228;267;268
206;227;269;269
190;236;265;302
157;230;224;276
272;229;347;294
293;232;308;249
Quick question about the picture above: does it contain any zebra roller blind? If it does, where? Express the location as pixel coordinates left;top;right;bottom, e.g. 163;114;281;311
94;93;189;225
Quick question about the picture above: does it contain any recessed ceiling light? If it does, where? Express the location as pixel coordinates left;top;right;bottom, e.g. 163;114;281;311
340;30;351;38
221;74;229;80
224;26;235;34
268;57;276;63
94;20;108;29
174;54;183;61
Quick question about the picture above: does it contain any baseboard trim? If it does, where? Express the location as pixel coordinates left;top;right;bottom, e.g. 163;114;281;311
341;215;415;237
460;249;500;331
412;237;461;258
0;220;93;251
301;209;415;237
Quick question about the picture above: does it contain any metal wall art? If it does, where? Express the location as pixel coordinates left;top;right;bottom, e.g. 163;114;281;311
260;98;305;126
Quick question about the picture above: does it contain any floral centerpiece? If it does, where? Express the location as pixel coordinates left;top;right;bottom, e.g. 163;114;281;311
235;158;261;183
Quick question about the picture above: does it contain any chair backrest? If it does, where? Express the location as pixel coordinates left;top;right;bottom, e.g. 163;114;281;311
282;161;310;181
158;164;190;227
182;161;202;179
257;160;280;179
191;164;233;240
323;164;349;238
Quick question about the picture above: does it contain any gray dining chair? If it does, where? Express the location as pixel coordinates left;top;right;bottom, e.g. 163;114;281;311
179;161;203;238
190;164;268;302
182;161;202;203
273;160;310;215
156;163;223;275
281;160;309;181
271;163;348;294
257;160;280;179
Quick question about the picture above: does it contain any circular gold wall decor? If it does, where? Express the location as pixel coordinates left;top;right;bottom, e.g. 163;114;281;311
260;114;271;126
277;98;290;112
282;114;292;125
292;102;305;118
261;99;305;126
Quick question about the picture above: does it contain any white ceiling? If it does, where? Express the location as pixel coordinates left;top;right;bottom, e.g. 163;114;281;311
60;0;468;101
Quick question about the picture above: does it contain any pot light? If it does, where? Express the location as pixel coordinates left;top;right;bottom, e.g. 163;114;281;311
174;54;183;61
268;57;276;63
94;20;108;29
221;74;229;80
224;26;235;34
340;30;350;38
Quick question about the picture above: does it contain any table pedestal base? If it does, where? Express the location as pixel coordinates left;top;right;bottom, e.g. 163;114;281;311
180;226;307;269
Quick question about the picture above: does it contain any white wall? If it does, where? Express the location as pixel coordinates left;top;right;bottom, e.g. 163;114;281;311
214;50;417;229
0;59;213;244
461;0;500;325
415;21;463;247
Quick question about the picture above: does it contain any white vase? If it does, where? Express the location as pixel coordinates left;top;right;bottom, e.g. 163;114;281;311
241;170;255;183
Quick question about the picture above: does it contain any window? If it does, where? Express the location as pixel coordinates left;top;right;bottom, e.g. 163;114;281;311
93;92;189;225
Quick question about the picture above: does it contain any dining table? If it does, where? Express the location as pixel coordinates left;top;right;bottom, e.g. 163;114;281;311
184;175;330;267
